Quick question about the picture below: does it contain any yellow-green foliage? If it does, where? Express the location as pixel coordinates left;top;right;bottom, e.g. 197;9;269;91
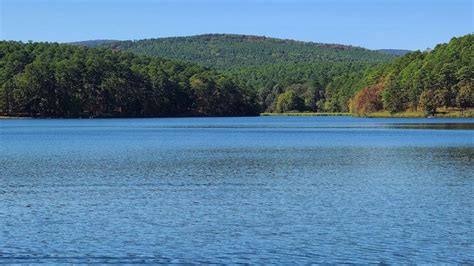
357;109;474;118
261;112;350;116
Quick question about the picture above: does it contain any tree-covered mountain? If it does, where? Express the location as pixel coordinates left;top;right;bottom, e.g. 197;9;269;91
78;34;396;69
0;42;257;117
69;40;119;47
377;49;412;56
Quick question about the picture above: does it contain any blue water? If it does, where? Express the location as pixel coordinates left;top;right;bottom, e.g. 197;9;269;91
1;116;473;263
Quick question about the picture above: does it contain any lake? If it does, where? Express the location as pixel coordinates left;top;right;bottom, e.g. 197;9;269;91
0;116;473;264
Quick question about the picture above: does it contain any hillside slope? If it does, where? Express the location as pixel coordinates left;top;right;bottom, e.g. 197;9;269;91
377;49;412;56
79;34;396;69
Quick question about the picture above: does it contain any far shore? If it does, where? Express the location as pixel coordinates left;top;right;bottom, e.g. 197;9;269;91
260;112;350;117
0;116;33;119
261;109;474;118
2;109;474;119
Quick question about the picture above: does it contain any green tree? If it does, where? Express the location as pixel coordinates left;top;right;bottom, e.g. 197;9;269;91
455;82;473;110
419;89;443;116
382;75;405;113
276;90;304;113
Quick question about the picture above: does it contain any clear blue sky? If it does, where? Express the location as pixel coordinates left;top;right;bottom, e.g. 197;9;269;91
1;0;472;50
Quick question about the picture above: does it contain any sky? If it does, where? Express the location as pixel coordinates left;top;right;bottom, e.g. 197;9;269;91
0;0;472;50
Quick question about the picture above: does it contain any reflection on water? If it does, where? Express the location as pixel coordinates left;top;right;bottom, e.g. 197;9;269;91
0;117;473;264
389;123;474;130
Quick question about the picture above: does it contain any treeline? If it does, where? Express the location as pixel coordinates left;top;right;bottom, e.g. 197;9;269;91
0;42;257;117
89;34;395;69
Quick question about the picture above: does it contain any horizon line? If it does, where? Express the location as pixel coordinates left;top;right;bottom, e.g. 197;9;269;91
4;32;472;51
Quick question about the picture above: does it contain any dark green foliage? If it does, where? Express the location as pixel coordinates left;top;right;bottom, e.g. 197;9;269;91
382;75;407;113
89;34;395;69
0;41;257;117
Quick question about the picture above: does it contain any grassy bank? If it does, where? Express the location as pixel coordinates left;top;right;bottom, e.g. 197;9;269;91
3;109;473;119
260;112;350;116
0;116;32;119
261;109;474;118
360;109;474;118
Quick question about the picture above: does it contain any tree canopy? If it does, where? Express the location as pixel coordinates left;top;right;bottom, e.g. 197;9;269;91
77;34;395;69
0;42;257;117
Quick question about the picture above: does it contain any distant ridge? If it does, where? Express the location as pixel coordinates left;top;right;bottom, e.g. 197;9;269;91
71;34;397;69
70;39;118;47
377;49;412;56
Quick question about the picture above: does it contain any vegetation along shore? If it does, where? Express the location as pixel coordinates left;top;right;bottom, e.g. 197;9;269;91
1;34;472;118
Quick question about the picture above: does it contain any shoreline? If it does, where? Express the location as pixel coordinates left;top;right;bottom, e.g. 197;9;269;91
261;110;474;118
0;116;33;119
260;112;350;117
2;110;474;119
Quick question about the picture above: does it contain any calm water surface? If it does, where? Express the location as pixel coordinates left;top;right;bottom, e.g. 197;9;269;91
1;116;473;263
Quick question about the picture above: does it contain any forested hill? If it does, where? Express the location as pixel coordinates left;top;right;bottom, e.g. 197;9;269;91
69;40;118;47
75;34;396;69
0;42;258;118
377;49;412;56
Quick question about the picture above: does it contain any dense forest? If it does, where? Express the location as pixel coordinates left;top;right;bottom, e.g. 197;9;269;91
228;62;378;112
0;42;257;117
347;34;473;115
232;34;473;114
0;34;472;118
78;34;395;69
